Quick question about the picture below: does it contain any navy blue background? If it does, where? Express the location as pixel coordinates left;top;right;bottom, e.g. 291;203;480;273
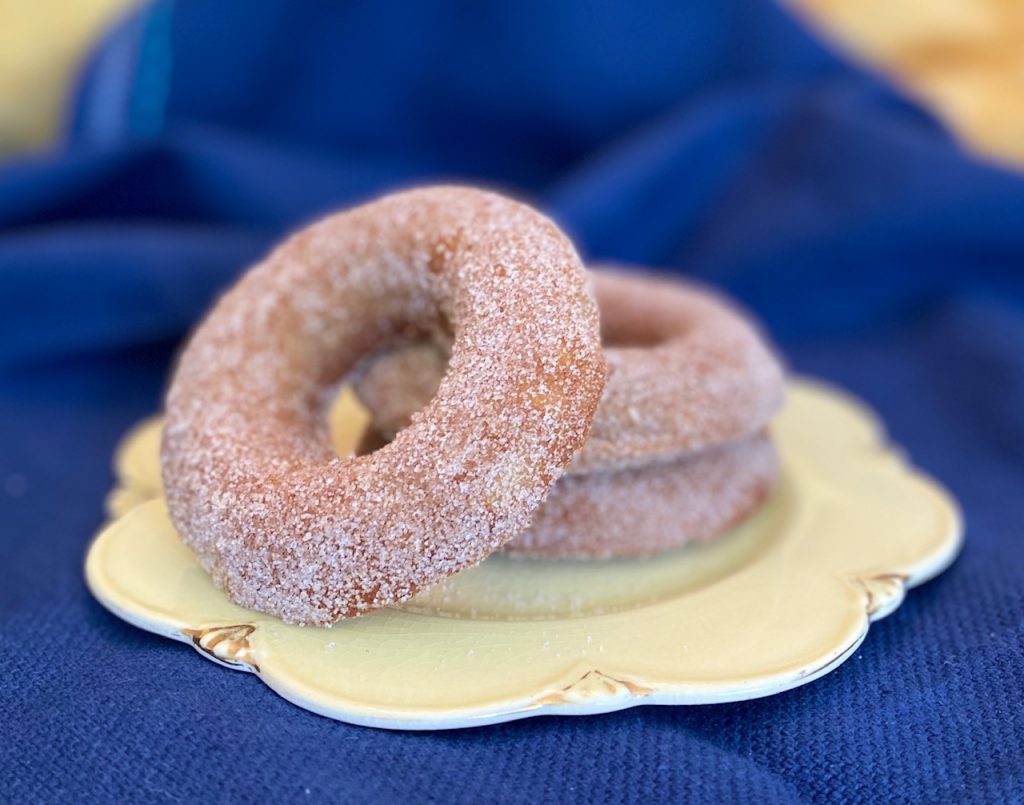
2;2;1022;802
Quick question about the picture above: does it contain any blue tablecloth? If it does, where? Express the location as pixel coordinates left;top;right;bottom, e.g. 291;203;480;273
2;2;1022;801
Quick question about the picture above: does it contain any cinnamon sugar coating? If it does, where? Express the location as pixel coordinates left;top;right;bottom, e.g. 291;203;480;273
506;434;778;558
357;425;778;558
353;268;786;474
161;187;605;625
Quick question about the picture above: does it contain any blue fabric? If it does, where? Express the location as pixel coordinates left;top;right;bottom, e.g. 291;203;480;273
2;1;1022;802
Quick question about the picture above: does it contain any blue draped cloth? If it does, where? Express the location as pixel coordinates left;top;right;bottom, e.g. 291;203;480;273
2;2;1022;801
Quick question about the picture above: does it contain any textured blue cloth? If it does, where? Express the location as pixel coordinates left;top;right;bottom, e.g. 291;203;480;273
2;2;1023;802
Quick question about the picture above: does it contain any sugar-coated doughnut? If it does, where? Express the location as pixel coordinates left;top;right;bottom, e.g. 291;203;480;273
353;268;785;473
161;187;605;625
355;425;778;558
505;434;778;558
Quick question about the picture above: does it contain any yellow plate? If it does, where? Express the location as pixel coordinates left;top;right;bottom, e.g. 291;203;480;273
85;379;962;729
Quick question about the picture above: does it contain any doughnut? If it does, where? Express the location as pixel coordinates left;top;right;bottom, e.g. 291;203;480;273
356;424;777;558
506;434;778;558
352;268;785;474
161;186;606;625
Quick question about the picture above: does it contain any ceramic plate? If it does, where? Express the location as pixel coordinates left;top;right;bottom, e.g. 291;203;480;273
85;379;962;729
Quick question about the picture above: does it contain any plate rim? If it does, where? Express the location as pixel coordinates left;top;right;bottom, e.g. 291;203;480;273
84;378;964;730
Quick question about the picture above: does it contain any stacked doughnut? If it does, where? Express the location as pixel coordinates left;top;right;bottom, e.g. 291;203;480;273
353;268;785;558
161;186;784;625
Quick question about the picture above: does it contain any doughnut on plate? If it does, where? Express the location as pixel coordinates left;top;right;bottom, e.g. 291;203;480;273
85;379;962;730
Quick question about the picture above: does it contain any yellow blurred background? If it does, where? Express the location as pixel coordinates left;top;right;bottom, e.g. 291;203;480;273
789;0;1024;169
0;0;139;155
2;0;1023;168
